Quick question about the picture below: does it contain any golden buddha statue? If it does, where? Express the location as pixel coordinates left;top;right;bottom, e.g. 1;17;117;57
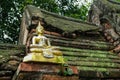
31;22;50;47
23;22;64;63
29;22;51;53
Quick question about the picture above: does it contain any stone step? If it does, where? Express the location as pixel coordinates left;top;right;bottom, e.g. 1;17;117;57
45;34;107;44
50;38;112;50
64;56;120;63
63;51;120;59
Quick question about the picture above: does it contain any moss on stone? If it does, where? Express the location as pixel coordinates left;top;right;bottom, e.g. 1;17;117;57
68;60;120;68
0;44;25;64
96;0;120;12
63;51;119;59
60;46;113;54
64;56;120;63
41;9;98;32
77;66;118;72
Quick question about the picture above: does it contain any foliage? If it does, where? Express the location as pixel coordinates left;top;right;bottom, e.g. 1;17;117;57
0;0;91;43
64;4;89;20
116;0;120;2
33;0;59;13
0;0;32;43
57;0;90;20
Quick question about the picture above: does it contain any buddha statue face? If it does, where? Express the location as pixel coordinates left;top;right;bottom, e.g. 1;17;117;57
36;22;44;35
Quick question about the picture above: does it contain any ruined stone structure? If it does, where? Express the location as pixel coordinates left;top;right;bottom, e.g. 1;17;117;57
88;0;120;56
0;0;120;80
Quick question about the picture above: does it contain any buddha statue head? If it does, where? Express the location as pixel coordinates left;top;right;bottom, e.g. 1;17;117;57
36;22;44;35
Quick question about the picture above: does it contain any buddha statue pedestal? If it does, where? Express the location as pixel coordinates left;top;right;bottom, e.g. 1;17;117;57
23;52;65;63
13;62;79;80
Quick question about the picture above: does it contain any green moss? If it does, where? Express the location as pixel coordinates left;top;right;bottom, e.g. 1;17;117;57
64;56;118;63
57;40;111;50
60;46;112;54
0;50;12;63
0;49;23;62
100;0;120;11
63;51;119;59
68;61;120;68
78;66;108;72
78;66;120;78
0;44;25;63
43;10;98;32
116;0;120;2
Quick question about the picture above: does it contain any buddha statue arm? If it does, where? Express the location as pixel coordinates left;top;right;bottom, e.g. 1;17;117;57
32;36;39;45
47;38;51;47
